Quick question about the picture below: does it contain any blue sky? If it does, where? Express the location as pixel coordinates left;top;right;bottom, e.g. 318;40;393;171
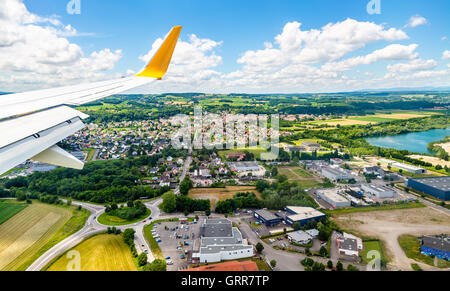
1;0;449;93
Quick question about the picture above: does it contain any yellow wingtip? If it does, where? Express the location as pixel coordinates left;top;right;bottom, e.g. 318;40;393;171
135;26;182;79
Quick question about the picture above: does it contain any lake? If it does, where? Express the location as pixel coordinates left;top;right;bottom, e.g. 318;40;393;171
366;127;450;154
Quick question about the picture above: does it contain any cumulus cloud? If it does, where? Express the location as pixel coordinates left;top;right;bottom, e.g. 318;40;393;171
137;33;224;92
0;0;122;91
322;44;419;72
443;50;450;60
387;59;437;73
407;15;428;28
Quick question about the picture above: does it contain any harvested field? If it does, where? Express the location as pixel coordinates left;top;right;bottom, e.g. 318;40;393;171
0;202;72;270
408;155;450;168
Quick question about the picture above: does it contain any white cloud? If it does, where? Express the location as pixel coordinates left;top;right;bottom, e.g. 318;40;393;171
237;19;408;71
0;0;122;92
443;50;450;60
407;15;428;28
387;59;437;73
322;44;419;72
136;33;224;92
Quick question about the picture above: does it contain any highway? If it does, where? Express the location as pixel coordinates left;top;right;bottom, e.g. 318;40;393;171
26;198;164;271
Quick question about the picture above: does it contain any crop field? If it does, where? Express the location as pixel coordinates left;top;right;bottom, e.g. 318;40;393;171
47;234;137;271
0;201;28;225
188;186;261;208
0;202;72;271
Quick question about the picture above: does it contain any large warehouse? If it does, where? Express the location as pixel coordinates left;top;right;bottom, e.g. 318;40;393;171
193;218;254;263
317;189;351;208
285;206;326;226
361;184;395;199
407;177;450;201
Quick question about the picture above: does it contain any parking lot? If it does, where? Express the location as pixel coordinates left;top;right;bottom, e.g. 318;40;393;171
153;219;202;271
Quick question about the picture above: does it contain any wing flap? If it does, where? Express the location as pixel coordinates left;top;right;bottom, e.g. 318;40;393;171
32;145;84;170
0;117;85;175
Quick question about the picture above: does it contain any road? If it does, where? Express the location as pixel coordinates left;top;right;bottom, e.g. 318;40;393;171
26;198;164;271
175;152;192;195
230;216;365;271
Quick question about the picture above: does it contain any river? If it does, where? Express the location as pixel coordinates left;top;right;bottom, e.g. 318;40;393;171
366;127;450;154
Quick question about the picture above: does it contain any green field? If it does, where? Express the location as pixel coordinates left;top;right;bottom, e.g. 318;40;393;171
360;240;388;267
350;116;395;123
277;166;326;189
46;234;137;271
98;208;151;226
0;201;28;225
398;235;450;269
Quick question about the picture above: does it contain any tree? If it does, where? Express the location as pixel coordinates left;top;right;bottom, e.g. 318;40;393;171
161;191;177;213
327;260;333;269
319;246;328;257
142;259;167;271
292;222;301;231
347;264;359;271
179;176;193;196
138;253;148;267
270;260;277;268
336;261;343;271
255;242;264;253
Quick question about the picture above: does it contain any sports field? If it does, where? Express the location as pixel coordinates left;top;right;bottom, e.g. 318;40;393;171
47;234;137;271
0;202;72;271
188;186;261;208
0;201;28;225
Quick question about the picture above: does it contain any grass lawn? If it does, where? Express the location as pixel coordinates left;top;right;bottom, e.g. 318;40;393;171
0;201;74;271
277;166;327;189
350;116;395;123
46;234;137;271
0;201;28;225
324;202;425;216
398;235;450;269
98;208;150;226
360;240;388;267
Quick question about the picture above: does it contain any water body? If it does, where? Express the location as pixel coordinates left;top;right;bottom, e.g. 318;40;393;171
366;127;450;154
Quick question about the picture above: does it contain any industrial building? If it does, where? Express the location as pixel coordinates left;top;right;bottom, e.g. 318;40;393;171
285;206;326;226
254;209;282;226
361;184;395;199
288;231;313;245
193;218;254;263
380;159;426;174
227;161;266;177
321;167;351;181
336;232;363;258
421;235;450;261
407;177;450;201
317;189;351;208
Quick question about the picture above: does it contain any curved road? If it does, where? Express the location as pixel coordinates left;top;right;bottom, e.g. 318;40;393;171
27;198;164;271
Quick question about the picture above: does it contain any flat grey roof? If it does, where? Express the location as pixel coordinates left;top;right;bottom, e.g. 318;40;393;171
411;177;450;192
340;238;358;251
422;235;450;252
201;228;243;246
200;219;233;238
254;209;280;221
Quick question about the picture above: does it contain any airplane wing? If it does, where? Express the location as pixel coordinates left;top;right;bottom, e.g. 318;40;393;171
0;26;182;175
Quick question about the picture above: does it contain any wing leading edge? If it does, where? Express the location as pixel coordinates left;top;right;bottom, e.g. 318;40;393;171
0;26;182;175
